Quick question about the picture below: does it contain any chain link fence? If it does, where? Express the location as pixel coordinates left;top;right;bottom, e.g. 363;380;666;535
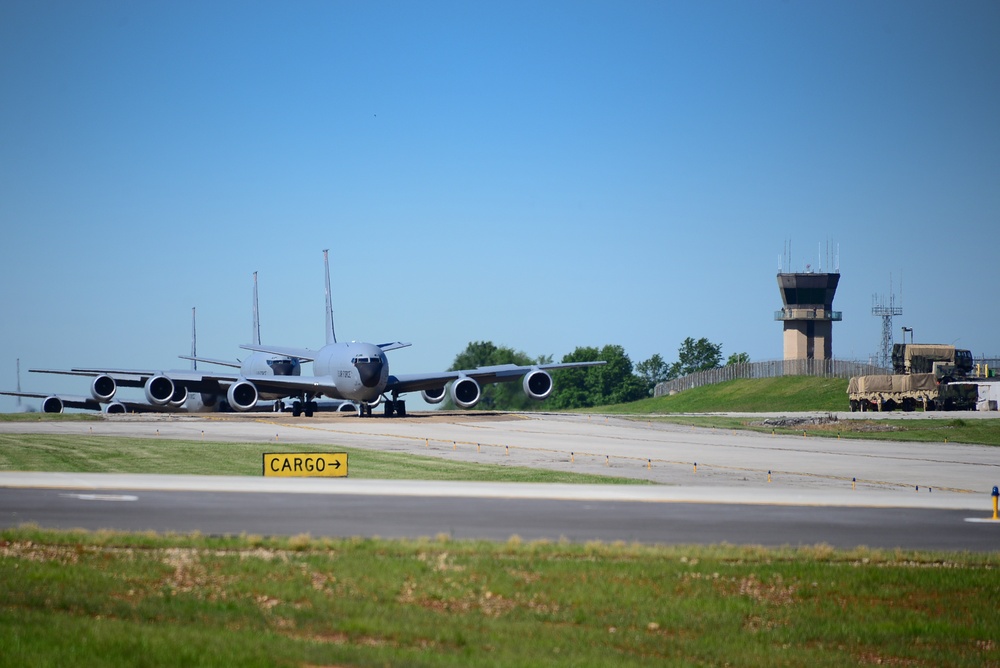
653;359;888;397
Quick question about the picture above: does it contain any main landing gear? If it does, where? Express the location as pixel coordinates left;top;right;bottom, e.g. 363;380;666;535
278;398;316;417
356;398;406;417
384;400;406;417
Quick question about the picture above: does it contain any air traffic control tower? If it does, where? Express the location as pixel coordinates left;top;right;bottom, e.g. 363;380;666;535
775;272;842;360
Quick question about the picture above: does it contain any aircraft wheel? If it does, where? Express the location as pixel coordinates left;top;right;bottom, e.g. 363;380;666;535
396;400;406;417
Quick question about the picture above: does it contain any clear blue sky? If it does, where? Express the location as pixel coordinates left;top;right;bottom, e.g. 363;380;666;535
2;1;998;410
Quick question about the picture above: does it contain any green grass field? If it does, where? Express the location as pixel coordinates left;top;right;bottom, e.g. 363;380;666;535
2;527;997;667
599;376;850;413
0;433;647;484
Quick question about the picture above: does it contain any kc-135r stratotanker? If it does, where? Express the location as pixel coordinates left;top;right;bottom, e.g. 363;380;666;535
13;251;604;417
235;250;605;416
9;272;304;414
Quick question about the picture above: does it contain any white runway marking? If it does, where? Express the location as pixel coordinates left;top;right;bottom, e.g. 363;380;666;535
60;493;139;502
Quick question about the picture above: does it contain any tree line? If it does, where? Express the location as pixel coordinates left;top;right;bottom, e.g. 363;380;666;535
441;338;749;410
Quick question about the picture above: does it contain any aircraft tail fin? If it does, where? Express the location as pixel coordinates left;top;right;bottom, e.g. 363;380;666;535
323;249;337;345
191;308;198;370
252;271;262;346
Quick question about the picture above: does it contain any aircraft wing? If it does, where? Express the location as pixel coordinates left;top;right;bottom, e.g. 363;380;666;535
0;390;103;411
239;344;318;362
32;368;151;389
0;390;166;414
240;342;411;359
32;367;245;393
178;355;241;369
231;374;344;400
30;366;337;405
385;372;463;394
385;360;606;395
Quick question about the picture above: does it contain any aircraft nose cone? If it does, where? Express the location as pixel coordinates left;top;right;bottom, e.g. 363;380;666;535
355;357;384;388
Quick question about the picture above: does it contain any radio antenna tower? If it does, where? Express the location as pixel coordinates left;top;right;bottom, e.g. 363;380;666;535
872;274;902;369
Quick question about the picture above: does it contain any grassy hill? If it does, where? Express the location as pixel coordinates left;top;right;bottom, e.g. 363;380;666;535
596;376;849;414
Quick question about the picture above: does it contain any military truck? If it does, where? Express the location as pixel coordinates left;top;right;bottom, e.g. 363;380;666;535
849;343;978;412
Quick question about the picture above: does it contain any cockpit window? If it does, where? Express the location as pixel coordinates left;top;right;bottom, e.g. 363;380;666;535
267;359;300;376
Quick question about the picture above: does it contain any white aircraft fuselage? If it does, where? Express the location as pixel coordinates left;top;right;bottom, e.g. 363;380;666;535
313;342;387;404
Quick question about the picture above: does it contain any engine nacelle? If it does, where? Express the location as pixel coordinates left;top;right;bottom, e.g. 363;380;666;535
338;402;358;413
421;387;447;404
42;396;64;413
104;401;127;415
167;385;188;409
144;375;175;405
199;393;219;409
226;380;259;412
522;368;554;401
91;374;117;402
450;377;481;409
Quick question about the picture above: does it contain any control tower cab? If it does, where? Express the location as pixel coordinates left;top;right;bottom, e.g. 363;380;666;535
775;272;842;360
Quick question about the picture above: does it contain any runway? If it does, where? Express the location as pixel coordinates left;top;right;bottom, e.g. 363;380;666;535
1;412;998;550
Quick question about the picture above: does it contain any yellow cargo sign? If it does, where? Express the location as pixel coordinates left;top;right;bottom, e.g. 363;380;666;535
263;452;348;477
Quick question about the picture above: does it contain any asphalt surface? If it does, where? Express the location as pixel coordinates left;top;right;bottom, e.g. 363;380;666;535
1;412;999;550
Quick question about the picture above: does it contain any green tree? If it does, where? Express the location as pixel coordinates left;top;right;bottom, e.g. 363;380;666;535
442;341;552;411
592;344;648;405
549;344;647;408
726;352;750;365
669;337;723;378
635;353;670;395
547;346;600;409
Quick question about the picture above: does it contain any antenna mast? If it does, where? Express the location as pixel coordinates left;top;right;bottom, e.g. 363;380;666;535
871;274;903;370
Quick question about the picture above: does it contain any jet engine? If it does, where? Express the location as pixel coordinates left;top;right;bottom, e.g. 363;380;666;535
421;387;447;404
522;368;554;401
226;380;259;412
199;393;219;409
104;401;127;415
167;385;188;409
338;402;358;413
41;396;64;413
144;375;175;406
91;374;117;402
450;377;481;409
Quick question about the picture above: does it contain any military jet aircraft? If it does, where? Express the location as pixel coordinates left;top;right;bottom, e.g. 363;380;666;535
17;275;303;414
234;250;606;417
6;252;604;418
181;272;355;416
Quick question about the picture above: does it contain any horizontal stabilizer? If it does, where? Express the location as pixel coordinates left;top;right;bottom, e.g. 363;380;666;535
240;344;316;362
178;355;241;369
